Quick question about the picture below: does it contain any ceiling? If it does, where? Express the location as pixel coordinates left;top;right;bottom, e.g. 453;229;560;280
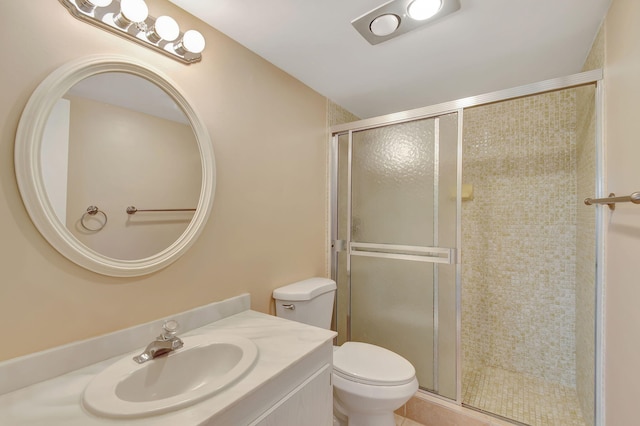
168;0;611;119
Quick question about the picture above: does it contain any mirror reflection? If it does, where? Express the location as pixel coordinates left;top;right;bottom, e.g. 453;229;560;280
41;72;202;260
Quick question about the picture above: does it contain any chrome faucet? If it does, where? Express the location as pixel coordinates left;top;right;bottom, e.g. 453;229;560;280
133;320;184;364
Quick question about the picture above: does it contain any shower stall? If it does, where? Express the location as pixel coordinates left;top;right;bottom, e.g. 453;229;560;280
330;71;603;426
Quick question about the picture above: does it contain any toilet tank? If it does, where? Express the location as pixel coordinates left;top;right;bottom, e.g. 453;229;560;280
273;278;336;329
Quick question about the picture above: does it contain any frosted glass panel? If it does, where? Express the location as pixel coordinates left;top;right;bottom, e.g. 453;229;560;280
352;119;435;246
336;133;349;345
334;112;459;399
437;113;458;399
351;256;435;389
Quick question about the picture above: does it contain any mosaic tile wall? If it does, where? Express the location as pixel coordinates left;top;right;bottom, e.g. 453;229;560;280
461;89;578;387
582;24;604;73
328;99;359;127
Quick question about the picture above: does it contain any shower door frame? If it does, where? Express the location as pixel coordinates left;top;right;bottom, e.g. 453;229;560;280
342;113;461;397
329;68;605;424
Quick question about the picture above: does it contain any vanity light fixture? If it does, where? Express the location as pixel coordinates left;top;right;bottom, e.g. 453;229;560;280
352;0;460;45
77;0;113;12
59;0;205;64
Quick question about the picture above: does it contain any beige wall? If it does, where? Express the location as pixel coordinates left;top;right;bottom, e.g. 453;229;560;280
0;1;328;361
603;0;640;424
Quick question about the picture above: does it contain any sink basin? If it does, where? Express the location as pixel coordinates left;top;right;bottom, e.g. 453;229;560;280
83;334;258;418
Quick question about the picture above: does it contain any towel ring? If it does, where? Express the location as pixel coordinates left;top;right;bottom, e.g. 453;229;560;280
80;206;107;232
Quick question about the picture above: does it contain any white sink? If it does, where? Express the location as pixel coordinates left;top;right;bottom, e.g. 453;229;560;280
82;334;259;418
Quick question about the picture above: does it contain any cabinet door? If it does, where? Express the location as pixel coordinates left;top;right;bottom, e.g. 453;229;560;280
250;364;332;426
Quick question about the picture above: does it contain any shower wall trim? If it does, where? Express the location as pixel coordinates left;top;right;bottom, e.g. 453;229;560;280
330;69;603;135
346;130;354;342
329;133;339;339
433;117;440;393
455;108;463;404
594;79;605;426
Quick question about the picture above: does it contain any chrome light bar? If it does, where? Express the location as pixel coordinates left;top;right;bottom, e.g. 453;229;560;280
59;0;205;64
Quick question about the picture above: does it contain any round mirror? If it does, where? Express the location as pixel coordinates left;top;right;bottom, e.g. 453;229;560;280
15;55;215;277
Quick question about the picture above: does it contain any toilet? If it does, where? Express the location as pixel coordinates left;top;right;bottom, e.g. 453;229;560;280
273;277;418;426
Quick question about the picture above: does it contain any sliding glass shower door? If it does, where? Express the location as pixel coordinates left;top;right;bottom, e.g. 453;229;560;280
332;112;459;399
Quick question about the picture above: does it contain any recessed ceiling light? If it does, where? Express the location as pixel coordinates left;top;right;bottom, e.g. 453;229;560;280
370;14;400;37
352;0;460;45
407;0;443;21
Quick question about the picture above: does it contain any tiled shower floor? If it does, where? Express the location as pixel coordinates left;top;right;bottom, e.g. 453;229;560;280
462;366;586;426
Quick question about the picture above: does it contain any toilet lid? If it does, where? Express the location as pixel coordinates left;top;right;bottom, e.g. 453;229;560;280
333;342;416;386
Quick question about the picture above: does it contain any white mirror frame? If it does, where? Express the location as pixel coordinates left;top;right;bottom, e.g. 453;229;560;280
15;55;216;277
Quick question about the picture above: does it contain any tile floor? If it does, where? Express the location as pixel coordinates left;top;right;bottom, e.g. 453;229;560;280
395;414;425;426
401;393;515;426
462;366;587;426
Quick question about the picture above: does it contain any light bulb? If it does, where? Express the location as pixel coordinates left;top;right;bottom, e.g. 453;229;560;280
147;15;180;43
113;0;149;29
407;0;442;21
369;14;400;37
175;30;206;55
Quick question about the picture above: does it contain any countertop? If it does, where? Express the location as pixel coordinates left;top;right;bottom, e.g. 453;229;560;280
0;309;336;425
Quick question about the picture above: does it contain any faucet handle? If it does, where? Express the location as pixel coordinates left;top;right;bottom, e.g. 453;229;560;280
161;319;180;340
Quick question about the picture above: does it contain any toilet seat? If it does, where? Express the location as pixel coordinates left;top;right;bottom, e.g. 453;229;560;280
333;342;416;386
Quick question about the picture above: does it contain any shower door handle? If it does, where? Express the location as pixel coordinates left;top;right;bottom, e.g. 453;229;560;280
350;242;456;264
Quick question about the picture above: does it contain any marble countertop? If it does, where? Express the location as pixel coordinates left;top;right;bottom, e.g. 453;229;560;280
0;309;336;425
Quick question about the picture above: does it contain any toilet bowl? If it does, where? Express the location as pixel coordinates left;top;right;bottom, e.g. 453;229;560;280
332;342;418;426
273;278;418;426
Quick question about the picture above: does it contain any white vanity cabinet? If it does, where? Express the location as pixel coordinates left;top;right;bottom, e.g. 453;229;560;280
207;340;335;426
250;364;333;426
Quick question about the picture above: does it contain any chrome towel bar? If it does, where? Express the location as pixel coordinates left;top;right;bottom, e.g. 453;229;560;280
126;206;196;215
584;192;640;210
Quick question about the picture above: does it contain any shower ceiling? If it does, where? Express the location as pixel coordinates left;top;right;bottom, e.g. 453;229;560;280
168;0;611;119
